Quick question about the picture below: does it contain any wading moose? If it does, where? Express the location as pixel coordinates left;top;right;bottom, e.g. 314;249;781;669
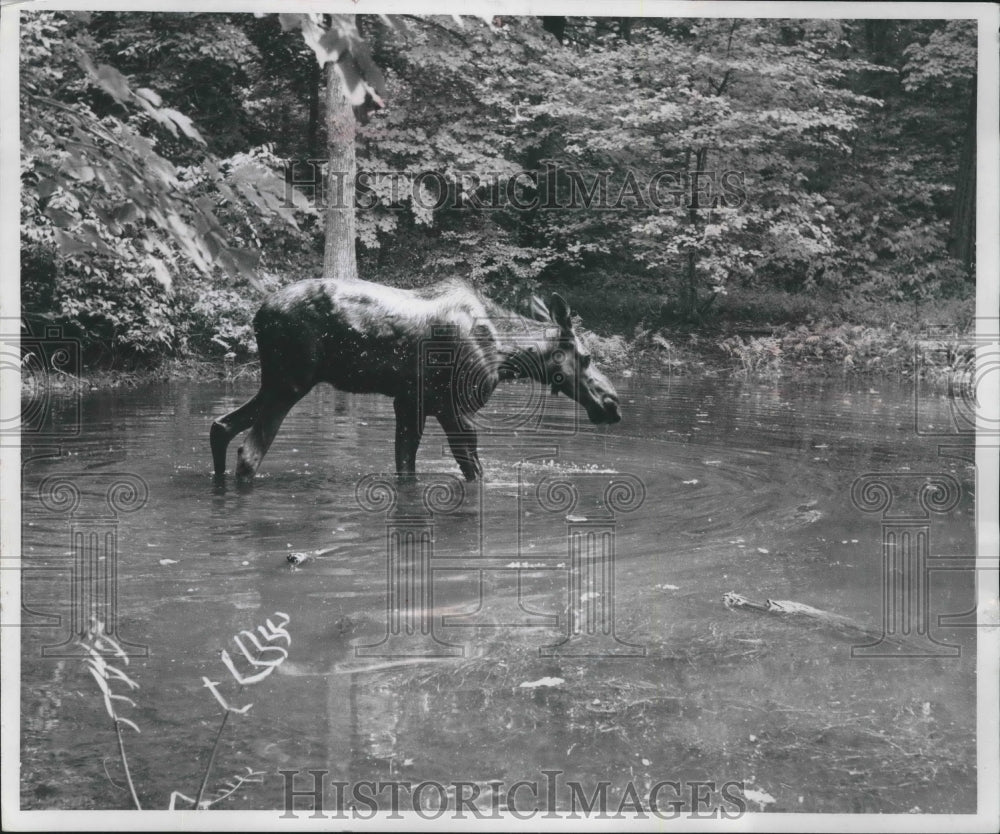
210;277;622;482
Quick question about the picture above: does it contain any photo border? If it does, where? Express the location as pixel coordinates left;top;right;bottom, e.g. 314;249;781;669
2;1;997;831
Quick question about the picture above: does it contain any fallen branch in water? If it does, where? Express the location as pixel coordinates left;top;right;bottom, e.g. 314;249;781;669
722;591;897;646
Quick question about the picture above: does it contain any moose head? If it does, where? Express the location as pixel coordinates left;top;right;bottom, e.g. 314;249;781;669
530;293;622;426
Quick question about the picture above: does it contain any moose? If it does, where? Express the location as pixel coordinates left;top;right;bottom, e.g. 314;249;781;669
210;277;622;482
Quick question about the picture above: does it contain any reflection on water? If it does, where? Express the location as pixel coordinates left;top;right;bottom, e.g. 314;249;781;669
20;375;977;812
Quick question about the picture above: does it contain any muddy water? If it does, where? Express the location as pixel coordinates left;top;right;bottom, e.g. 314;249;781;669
20;374;977;813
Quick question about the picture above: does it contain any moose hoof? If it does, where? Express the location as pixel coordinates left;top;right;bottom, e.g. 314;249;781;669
209;422;230;474
235;447;256;482
460;461;483;482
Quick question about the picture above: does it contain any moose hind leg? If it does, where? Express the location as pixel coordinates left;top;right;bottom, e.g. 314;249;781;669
437;410;483;481
235;390;304;482
211;393;262;476
394;396;427;477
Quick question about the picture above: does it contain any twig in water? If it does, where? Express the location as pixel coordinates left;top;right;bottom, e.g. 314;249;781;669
186;612;291;809
79;620;142;809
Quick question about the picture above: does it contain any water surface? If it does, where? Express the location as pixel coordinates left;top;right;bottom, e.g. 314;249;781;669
20;374;977;813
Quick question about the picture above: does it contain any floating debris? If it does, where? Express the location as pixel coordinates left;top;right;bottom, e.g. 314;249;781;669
743;787;776;808
723;590;917;649
518;677;564;689
287;545;340;567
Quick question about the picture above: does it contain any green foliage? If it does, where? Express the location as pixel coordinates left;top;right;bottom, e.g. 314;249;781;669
19;13;977;369
20;11;309;361
720;334;784;377
278;12;388;106
902;20;976;91
89;12;266;157
351;16;972;322
516;20;897;316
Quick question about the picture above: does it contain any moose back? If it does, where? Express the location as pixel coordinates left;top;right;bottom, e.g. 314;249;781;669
210;277;622;482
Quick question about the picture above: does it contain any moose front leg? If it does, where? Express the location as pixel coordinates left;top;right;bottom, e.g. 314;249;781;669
234;388;304;482
437;410;483;481
211;392;262;476
394;396;426;478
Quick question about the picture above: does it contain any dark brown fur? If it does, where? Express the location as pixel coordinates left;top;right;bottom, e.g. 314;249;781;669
210;277;621;482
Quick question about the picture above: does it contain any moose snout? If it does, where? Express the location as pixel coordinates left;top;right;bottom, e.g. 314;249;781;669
602;394;622;423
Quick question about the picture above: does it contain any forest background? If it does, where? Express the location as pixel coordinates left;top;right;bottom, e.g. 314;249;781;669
18;12;978;379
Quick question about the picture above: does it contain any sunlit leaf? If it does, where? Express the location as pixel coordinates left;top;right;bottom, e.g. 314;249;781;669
148;257;173;290
95;64;132;103
67;164;95;182
135;87;162;106
161;108;205;144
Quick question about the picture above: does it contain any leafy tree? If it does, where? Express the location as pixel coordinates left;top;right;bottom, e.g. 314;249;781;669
495;19;890;319
901;20;976;272
19;12;977;366
353;15;576;299
269;12;392;282
20;11;307;358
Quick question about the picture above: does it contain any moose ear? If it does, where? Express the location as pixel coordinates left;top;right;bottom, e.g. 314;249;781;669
548;293;572;331
530;295;550;322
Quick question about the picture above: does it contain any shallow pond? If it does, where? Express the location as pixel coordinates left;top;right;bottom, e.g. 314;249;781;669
20;373;977;815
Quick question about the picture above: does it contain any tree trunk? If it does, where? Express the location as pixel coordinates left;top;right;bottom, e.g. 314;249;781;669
307;59;321;160
323;50;358;281
682;147;708;320
948;76;976;275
